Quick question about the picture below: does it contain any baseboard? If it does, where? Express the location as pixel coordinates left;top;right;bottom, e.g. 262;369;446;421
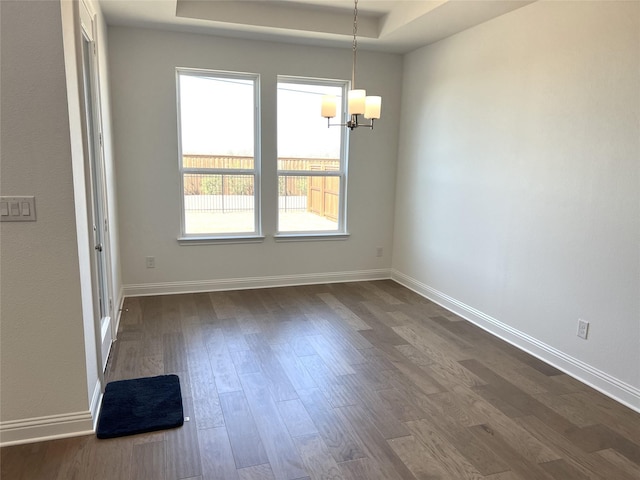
113;287;125;340
90;379;103;431
0;411;94;447
123;269;392;297
391;270;640;414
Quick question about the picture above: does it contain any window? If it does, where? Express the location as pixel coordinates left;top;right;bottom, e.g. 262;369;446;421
177;69;260;239
277;77;348;236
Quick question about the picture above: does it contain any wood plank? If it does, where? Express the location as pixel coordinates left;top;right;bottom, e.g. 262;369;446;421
387;434;449;480
237;464;276;480
53;435;94;480
245;333;299;401
290;336;317;357
380;361;444;398
297;388;367;463
186;347;225;430
376;387;428;423
219;390;269;469
108;339;141;380
120;297;143;328
514;415;640;480
426;385;561;465
338;457;396;480
271;342;317;391
1;442;54;480
194;292;217;323
161;294;183;334
393;324;470;363
176;293;198;320
305;312;373;351
482;472;527;480
316;293;372;331
360;301;407;328
209;291;238;320
163;332;188;373
165;397;201;480
339;374;411;439
395;343;485;390
379;374;510;476
198;427;240;480
358;327;409;352
235;312;263;335
277;399;318;438
306;334;357;376
86;436;135;480
220;318;251;352
292;433;345;480
467;424;556;480
354;281;406;306
539;459;590;480
240;373;309;480
564;423;640;464
339;404;418;480
203;326;243;393
230;290;268;315
307;316;370;360
532;391;597;427
563;390;640;444
141;296;164;327
230;348;261;375
139;354;164;378
131;440;166;480
597;448;640;478
299;354;360;408
404;418;484;480
349;361;395;391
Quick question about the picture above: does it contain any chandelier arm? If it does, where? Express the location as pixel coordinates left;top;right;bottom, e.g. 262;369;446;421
326;114;374;130
352;0;358;88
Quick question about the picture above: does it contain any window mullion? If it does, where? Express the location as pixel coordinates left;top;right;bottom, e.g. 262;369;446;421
278;170;342;177
182;168;255;175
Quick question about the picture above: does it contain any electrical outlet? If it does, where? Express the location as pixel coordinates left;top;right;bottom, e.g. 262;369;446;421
376;247;383;257
146;256;155;268
577;319;589;339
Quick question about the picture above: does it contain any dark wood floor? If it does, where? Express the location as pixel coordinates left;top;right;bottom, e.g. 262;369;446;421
2;281;639;479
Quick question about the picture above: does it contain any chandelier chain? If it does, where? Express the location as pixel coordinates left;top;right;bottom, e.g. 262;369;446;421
352;0;358;88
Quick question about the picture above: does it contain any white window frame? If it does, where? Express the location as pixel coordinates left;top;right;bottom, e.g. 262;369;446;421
275;76;350;240
176;68;263;244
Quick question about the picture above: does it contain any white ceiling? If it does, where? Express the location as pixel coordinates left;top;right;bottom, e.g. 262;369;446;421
99;0;535;54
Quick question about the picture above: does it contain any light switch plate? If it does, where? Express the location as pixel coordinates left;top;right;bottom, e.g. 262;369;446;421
0;196;36;222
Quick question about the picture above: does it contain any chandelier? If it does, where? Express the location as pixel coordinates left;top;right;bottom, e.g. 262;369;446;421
321;0;382;130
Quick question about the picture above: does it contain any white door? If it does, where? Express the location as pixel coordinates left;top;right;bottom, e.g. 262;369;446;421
80;2;114;375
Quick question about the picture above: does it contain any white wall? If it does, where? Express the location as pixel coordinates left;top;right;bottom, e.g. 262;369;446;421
0;0;92;439
108;27;402;293
393;0;640;409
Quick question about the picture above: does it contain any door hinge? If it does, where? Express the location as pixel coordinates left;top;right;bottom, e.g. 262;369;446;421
99;132;103;146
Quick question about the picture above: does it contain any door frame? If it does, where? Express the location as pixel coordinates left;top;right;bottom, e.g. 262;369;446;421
79;0;115;382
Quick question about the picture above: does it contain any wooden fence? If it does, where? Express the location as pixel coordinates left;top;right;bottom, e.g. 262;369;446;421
183;155;340;219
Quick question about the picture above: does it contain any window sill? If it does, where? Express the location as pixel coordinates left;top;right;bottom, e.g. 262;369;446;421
273;232;350;242
178;235;266;246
